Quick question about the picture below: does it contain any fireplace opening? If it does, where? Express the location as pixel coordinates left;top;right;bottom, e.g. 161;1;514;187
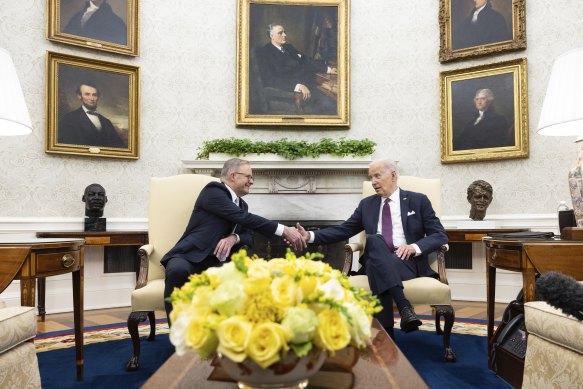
249;220;348;271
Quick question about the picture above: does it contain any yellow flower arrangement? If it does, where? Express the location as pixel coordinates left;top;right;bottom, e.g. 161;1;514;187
168;249;381;369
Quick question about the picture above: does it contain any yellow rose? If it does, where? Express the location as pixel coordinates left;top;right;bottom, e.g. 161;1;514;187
247;259;271;280
169;300;189;325
217;316;252;362
247;322;290;368
271;275;296;309
314;308;351;353
185;318;219;359
298;275;319;300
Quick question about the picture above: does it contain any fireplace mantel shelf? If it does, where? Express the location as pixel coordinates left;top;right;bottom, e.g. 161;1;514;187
181;157;372;172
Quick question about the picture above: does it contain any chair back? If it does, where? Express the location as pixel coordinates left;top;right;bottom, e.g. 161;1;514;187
146;174;219;282
359;176;442;271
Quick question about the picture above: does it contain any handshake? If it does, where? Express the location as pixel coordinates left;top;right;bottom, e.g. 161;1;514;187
282;223;310;251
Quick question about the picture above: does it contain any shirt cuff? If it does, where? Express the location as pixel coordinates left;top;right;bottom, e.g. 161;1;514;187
411;243;421;256
308;231;315;243
275;224;285;236
232;233;240;244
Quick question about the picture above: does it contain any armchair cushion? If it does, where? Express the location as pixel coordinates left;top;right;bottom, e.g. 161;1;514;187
130;279;165;312
349;275;451;305
0;303;36;354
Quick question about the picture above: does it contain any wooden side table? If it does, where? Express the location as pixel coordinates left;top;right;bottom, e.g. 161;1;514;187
35;231;147;320
0;238;85;381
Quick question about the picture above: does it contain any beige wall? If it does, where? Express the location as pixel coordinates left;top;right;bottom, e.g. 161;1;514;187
0;0;581;219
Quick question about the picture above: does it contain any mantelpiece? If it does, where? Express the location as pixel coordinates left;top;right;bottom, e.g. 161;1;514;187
181;155;373;194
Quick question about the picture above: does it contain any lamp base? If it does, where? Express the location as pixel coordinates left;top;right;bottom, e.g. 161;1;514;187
560;227;583;241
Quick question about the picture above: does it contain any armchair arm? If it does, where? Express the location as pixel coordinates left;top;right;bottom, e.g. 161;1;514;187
135;244;154;290
436;244;450;285
343;242;364;275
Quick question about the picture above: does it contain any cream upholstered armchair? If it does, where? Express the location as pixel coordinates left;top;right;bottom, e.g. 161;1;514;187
0;300;41;388
343;176;456;362
126;174;219;371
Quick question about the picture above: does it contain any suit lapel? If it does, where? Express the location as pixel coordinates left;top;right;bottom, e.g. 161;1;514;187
400;190;410;231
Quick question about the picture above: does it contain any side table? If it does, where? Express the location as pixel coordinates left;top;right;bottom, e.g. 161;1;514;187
0;237;85;381
35;230;147;320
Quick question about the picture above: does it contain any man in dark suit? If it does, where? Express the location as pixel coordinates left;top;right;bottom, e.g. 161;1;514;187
297;159;447;338
63;0;127;45
453;0;511;50
161;158;306;319
58;82;126;148
255;23;337;115
453;88;513;151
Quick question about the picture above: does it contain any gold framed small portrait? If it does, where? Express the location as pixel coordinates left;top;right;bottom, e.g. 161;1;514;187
439;0;526;63
236;0;349;127
46;51;140;159
47;0;139;56
440;58;528;164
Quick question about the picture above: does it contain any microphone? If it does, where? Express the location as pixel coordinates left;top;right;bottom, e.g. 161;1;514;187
536;272;583;321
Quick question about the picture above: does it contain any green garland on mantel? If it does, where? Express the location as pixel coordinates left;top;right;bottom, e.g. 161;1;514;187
196;138;376;160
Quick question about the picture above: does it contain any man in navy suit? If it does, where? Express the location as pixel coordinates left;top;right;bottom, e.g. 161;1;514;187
255;23;337;115
58;82;126;148
161;158;306;319
63;0;127;45
297;159;447;337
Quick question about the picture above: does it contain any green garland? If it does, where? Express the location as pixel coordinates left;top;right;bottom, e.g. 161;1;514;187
196;137;376;160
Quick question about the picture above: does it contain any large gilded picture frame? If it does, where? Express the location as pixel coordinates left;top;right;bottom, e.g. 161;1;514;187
236;0;349;127
46;51;140;159
47;0;139;56
439;0;525;63
440;58;528;164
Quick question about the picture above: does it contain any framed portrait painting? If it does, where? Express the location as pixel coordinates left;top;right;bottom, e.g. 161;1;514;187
47;0;139;56
439;0;526;62
236;0;349;127
440;58;528;164
46;51;140;159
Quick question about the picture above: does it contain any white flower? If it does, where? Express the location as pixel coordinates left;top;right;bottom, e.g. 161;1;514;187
169;311;191;356
343;302;371;348
210;281;246;316
206;262;245;284
318;278;345;301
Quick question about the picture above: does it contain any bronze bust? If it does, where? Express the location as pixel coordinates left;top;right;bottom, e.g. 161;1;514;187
467;180;493;221
82;183;107;231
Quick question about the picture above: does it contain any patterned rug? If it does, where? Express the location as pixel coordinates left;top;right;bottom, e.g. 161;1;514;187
35;316;494;353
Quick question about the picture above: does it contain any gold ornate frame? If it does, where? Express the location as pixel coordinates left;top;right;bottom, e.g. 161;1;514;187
440;58;528;164
46;51;140;159
236;0;349;127
439;0;525;63
47;0;139;56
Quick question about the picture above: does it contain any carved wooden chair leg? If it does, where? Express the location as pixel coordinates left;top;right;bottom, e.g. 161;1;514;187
147;311;156;341
126;311;150;371
433;305;443;335
434;304;457;362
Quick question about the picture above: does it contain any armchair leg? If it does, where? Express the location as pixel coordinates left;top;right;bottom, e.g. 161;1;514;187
433;304;457;363
126;311;152;371
147;311;156;341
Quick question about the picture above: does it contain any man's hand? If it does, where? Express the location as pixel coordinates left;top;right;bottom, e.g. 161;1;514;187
296;222;310;241
395;244;416;260
297;84;311;101
282;226;307;251
213;234;238;260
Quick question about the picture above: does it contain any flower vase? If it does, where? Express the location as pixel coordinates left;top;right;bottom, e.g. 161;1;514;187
568;139;583;227
218;349;326;389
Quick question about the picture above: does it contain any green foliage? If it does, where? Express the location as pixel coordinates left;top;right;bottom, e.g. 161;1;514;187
196;138;376;160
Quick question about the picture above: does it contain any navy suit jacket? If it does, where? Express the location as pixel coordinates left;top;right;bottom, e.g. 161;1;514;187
161;182;278;265
314;189;447;277
58;107;126;148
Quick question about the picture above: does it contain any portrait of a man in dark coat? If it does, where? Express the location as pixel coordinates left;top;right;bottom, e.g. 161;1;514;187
452;0;512;50
62;0;127;45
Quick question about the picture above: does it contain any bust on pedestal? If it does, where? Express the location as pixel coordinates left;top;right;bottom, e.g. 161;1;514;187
457;180;496;229
82;183;107;232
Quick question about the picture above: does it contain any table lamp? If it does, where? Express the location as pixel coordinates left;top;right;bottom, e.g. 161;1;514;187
0;48;32;136
537;47;583;231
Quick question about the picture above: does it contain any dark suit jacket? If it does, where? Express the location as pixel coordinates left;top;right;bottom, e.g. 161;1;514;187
255;42;328;92
313;189;447;278
453;2;511;50
58;107;126;148
63;1;127;45
161;182;279;265
454;107;512;151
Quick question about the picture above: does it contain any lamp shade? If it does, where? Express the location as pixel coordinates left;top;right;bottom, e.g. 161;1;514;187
0;48;32;136
537;47;583;136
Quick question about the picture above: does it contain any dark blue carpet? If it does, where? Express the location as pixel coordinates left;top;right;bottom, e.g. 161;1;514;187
38;326;510;388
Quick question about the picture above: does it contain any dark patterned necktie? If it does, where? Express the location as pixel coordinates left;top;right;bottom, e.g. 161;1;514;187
382;199;395;252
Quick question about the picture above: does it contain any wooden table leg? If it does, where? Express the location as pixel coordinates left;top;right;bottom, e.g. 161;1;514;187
72;267;84;381
37;278;46;321
19;278;35;307
486;262;496;368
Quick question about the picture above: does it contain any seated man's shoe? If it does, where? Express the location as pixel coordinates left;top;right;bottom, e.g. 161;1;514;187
400;306;422;333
